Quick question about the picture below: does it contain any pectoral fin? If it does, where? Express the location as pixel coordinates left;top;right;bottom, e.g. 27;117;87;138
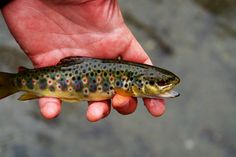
18;92;39;101
115;88;133;97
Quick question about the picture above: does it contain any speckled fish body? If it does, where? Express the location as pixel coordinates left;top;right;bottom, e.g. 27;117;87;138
0;56;180;102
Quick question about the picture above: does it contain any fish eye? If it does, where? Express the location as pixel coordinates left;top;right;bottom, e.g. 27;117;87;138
157;80;166;86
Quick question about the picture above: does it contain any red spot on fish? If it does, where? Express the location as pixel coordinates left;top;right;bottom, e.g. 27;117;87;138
21;80;26;85
56;74;60;79
82;77;88;84
48;80;52;85
68;87;73;92
32;79;36;85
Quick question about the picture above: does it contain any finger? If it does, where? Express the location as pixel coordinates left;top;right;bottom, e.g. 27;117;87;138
112;94;137;115
39;97;62;119
143;98;165;117
87;100;110;122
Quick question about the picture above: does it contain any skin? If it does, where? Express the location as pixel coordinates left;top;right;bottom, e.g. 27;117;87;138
1;0;165;121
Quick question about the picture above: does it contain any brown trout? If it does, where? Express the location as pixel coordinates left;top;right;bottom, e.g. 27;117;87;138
0;56;180;102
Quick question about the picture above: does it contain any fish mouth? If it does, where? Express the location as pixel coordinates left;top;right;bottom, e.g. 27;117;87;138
158;90;180;98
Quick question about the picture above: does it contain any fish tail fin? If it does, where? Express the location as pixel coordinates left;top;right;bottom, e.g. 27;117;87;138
0;72;18;99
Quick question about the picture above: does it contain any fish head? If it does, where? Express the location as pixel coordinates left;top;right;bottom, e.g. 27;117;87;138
131;67;180;98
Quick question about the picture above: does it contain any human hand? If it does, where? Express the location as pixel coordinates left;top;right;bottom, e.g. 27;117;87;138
2;0;165;121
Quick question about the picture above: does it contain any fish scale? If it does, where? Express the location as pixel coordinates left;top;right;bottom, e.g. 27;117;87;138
0;56;180;102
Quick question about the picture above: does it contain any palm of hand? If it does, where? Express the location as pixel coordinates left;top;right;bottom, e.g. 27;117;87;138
2;0;165;121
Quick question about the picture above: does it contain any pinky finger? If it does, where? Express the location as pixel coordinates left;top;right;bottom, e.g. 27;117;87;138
143;98;165;117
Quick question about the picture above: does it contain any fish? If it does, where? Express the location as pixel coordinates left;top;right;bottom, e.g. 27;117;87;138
0;56;180;102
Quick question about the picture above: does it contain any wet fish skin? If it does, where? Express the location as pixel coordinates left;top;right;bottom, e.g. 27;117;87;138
0;56;180;102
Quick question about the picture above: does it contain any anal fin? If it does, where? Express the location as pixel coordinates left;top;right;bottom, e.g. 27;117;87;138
61;98;80;103
18;92;39;101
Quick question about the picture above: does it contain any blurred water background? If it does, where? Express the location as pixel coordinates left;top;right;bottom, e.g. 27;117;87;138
0;0;236;156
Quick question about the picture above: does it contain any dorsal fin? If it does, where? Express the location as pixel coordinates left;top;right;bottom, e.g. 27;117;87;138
18;66;29;72
57;56;84;65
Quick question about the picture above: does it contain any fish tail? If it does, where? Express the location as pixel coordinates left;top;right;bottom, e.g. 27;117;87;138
0;72;18;99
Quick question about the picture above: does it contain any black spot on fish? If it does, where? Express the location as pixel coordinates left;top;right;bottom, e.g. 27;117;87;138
89;83;97;92
103;72;107;77
124;83;128;88
149;80;155;86
75;70;78;74
49;86;55;92
72;76;76;81
39;79;47;90
90;72;94;77
92;79;96;84
69;73;72;77
82;69;86;73
103;82;110;91
26;79;34;89
58;80;67;91
74;80;83;92
130;72;134;76
116;81;120;87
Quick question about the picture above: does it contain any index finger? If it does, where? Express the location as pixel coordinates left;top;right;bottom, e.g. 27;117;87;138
120;35;166;117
